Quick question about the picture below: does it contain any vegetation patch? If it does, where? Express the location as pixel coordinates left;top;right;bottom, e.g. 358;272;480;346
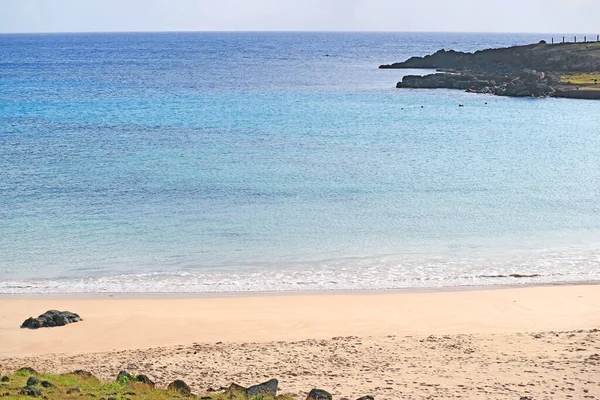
560;72;600;86
0;370;294;400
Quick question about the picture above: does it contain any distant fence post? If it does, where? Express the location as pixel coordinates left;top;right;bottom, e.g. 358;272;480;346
597;34;599;42
563;36;565;43
575;36;577;43
584;36;587;43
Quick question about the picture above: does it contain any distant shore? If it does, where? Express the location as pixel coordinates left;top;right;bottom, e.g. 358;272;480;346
381;41;600;99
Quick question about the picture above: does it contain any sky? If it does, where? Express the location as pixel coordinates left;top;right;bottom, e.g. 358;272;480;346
1;0;599;34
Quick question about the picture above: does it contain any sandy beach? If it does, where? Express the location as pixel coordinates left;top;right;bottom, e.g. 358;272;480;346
1;285;599;399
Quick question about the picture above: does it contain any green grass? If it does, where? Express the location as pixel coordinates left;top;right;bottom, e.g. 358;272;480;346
0;370;293;400
560;72;600;86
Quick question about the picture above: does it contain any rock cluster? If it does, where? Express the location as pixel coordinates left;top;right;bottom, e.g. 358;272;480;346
397;70;558;98
21;310;82;329
6;368;373;400
222;379;279;398
16;372;56;397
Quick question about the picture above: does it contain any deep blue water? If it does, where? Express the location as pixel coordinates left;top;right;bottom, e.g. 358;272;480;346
1;32;599;293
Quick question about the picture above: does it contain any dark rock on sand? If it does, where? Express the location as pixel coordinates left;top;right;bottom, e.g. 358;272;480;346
307;389;333;400
26;377;40;387
16;368;37;375
247;379;278;397
134;375;155;388
167;380;192;396
357;396;375;400
20;386;42;397
66;388;82;394
21;310;82;329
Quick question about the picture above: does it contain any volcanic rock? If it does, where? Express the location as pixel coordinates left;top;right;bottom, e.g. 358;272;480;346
307;389;333;400
247;379;278;397
21;310;82;329
167;380;192;396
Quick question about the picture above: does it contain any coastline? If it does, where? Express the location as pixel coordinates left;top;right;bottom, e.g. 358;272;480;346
382;41;600;99
1;279;600;300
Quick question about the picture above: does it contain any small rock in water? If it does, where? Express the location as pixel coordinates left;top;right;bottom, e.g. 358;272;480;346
247;379;278;397
26;377;40;387
167;380;192;395
21;310;82;329
307;389;333;400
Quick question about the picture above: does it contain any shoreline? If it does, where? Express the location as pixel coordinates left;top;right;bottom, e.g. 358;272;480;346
1;279;599;300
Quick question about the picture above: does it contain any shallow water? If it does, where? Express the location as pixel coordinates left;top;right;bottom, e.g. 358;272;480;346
1;32;599;293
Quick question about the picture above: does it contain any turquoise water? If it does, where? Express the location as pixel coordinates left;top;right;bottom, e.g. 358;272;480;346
1;32;600;293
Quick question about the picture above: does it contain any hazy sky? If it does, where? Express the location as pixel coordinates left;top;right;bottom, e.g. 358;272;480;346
1;0;599;34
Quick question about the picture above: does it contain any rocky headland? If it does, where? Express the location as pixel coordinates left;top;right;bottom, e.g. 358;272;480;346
380;41;600;99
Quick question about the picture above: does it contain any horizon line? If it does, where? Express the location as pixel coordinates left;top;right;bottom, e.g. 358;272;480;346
0;29;596;36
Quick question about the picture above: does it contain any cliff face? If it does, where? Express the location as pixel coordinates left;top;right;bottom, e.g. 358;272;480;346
380;41;600;73
380;41;600;98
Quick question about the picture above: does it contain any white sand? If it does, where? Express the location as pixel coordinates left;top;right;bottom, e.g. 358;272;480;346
1;285;599;399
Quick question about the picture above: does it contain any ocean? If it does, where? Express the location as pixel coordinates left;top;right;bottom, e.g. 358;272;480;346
1;32;599;294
